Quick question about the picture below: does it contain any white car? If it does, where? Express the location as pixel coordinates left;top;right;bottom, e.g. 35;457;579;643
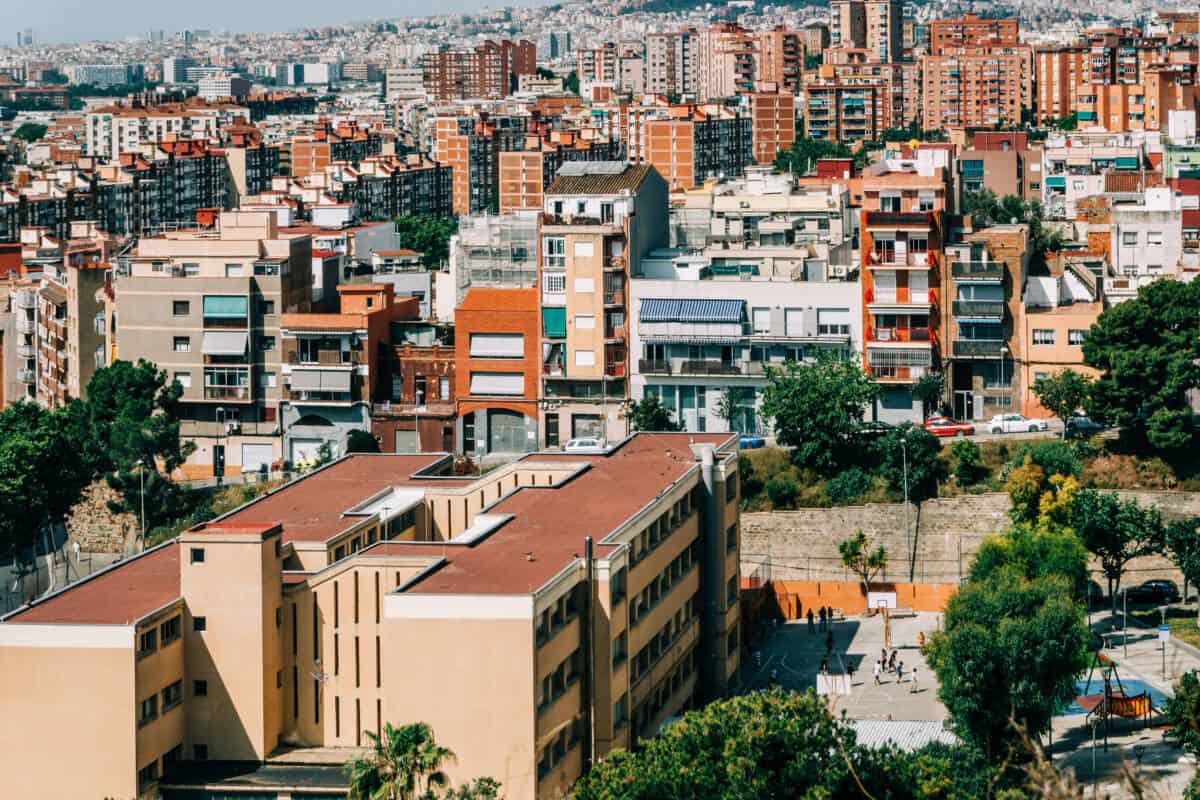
563;437;607;453
989;413;1049;434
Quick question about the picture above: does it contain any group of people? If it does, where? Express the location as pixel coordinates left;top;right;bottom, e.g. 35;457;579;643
871;648;919;693
805;606;836;632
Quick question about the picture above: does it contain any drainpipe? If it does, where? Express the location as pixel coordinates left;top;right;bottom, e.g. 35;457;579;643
582;536;595;771
699;445;721;697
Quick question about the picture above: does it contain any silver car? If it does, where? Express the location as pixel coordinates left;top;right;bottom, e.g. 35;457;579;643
988;413;1049;434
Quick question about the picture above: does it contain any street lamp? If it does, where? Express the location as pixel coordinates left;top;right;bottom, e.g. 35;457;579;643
215;406;226;487
901;432;911;580
135;459;146;553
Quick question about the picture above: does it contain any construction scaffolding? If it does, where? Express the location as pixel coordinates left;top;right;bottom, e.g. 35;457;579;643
451;212;540;305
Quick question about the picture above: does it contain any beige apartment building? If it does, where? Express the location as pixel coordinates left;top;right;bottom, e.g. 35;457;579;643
115;211;313;479
0;432;743;800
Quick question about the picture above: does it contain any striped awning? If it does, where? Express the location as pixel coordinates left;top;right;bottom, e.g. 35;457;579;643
639;298;744;324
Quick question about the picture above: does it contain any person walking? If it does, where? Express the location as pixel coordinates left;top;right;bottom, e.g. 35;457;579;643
910;666;919;693
896;661;904;683
888;650;898;672
818;606;827;631
873;659;881;685
807;608;815;633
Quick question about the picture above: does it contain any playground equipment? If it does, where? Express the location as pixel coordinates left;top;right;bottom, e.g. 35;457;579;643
1075;651;1156;751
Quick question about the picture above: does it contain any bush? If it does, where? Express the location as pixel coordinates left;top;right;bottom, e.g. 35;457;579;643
950;439;988;486
824;467;873;504
765;476;799;509
1003;439;1080;481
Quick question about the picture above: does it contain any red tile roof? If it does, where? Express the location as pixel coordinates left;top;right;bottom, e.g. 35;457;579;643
5;543;180;625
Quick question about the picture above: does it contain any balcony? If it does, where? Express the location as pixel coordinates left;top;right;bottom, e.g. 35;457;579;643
16;344;35;359
604;256;626;271
869;365;928;383
953;339;1004;357
639;359;671;375
871;327;931;343
603;290;624;306
16;317;35;335
952;300;1005;318
605;362;627;378
13;292;35;310
16;369;35;384
286;350;361;366
866;251;937;270
865;211;935;229
952;261;1003;281
679;360;741;376
204;386;251;401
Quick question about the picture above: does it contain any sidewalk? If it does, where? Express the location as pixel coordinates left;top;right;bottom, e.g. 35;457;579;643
1089;609;1200;695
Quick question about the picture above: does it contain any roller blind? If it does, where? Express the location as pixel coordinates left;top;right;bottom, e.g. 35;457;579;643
469;333;524;358
202;295;248;318
469;372;524;396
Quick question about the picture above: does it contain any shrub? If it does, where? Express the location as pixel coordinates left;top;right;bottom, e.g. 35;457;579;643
824;467;873;504
950;439;987;485
765;476;799;509
1003;439;1080;481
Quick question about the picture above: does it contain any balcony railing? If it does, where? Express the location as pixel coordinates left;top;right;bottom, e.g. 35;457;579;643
680;360;741;376
953;339;1004;357
603;291;624;306
951;261;1003;280
606;362;626;378
16;344;35;359
871;327;931;343
952;300;1005;318
16;317;35;334
286;351;360;366
16;369;35;383
203;386;251;401
638;359;671;375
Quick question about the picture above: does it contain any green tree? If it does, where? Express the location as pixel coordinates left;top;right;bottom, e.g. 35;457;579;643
626;394;681;432
949;439;987;486
970;523;1089;597
1165;518;1200;622
877;423;946;504
774;136;853;175
1071;489;1166;608
563;70;580;94
962;188;1002;228
913;371;945;417
758;353;879;475
0;402;92;559
765;476;798;509
393;216;458;268
13;122;47;142
346;722;456;800
715;387;755;433
1082;278;1200;454
926;572;1088;761
345;429;381;453
1165;671;1200;759
1032;370;1092;437
1006;455;1046;524
442;777;502;800
839;529;888;600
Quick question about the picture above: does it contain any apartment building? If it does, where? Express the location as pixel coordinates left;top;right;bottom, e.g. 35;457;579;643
643;105;753;191
803;67;890;143
829;0;903;63
0;432;741;800
920;45;1033;130
1106;186;1184;302
289;123;386;180
35;238;109;406
279;284;419;464
748;91;796;165
6;283;37;403
540;163;668;446
443;212;540;315
497;132;623;213
222;125;281;207
754;26;804;95
577;43;620;86
804;23;832;57
372;322;457;453
85;102;251;161
1021;258;1103;417
697;23;758;100
1074;65;1200;133
1040;133;1145;219
434;114;533;215
958;131;1039;203
645;31;700;98
941;225;1030;420
115;211;313;478
322;155;454;223
421;40;537;101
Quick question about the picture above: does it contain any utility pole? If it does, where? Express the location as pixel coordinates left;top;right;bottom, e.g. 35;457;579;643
902;435;911;579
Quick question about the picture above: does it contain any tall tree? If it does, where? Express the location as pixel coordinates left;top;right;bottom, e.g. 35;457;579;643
1166;518;1200;622
970;522;1089;598
346;722;456;800
876;423;945;505
926;571;1088;761
1032;369;1093;437
758;353;879;475
393;216;458;268
1071;489;1166;611
345;429;382;453
626;394;681;432
1082;278;1200;454
839;529;888;601
912;371;945;418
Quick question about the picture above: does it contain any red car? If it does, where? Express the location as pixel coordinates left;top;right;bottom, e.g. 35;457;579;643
924;416;975;437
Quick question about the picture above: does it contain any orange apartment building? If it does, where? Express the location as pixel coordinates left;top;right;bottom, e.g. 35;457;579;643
927;14;1018;52
496;131;623;213
421;39;537;101
829;0;903;63
1074;65;1200;132
919;16;1031;131
643;105;753;191
0;432;743;800
749;91;797;164
754;26;804;94
455;287;542;455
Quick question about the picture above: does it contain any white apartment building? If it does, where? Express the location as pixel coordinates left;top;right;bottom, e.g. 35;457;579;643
1107;186;1183;303
86;104;251;161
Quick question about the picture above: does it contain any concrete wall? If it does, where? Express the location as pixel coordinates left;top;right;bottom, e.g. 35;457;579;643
741;491;1200;587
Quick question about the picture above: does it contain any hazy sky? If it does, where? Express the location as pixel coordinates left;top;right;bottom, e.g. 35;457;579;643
3;0;543;45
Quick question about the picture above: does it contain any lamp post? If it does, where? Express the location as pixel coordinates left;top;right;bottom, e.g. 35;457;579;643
901;432;911;581
135;459;146;553
215;406;226;487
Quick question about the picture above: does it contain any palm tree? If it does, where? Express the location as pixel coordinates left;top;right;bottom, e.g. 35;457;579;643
346;721;456;800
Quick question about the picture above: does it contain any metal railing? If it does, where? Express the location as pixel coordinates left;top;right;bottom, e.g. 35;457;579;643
16;317;35;334
953;339;1004;357
638;359;671;375
952;300;1004;318
951;261;1003;280
680;360;741;376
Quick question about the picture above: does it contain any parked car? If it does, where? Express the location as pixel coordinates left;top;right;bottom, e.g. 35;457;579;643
924;415;975;438
1126;579;1181;605
738;434;766;449
1066;415;1105;439
988;413;1049;434
859;421;894;439
563;437;606;453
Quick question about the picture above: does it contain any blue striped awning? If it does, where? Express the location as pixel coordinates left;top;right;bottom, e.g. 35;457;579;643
639;298;744;323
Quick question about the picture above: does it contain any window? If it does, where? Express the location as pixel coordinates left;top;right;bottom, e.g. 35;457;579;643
573;277;595;293
258;371;277;388
575;314;595;330
439;376;450;400
751;307;770;334
612;631;628;666
1122;231;1139;247
224;263;244;277
137;761;159;791
544;237;565;267
172;336;190;353
1147;230;1164;246
543;273;566;293
260;336;276;351
575;350;596;367
192;616;207;632
573;241;595;258
161;680;183;712
193;679;208;697
160;615;181;645
138;694;158;726
469;333;524;359
1068;329;1087;346
469;372;525;396
138;628;158;658
1072;180;1085;192
414;375;427;404
727;577;738;609
614;693;628;728
817;308;852;337
1032;329;1056;345
172;300;190;317
173;372;192;389
190;547;205;564
261;299;276;315
784;308;803;337
727;523;738;552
